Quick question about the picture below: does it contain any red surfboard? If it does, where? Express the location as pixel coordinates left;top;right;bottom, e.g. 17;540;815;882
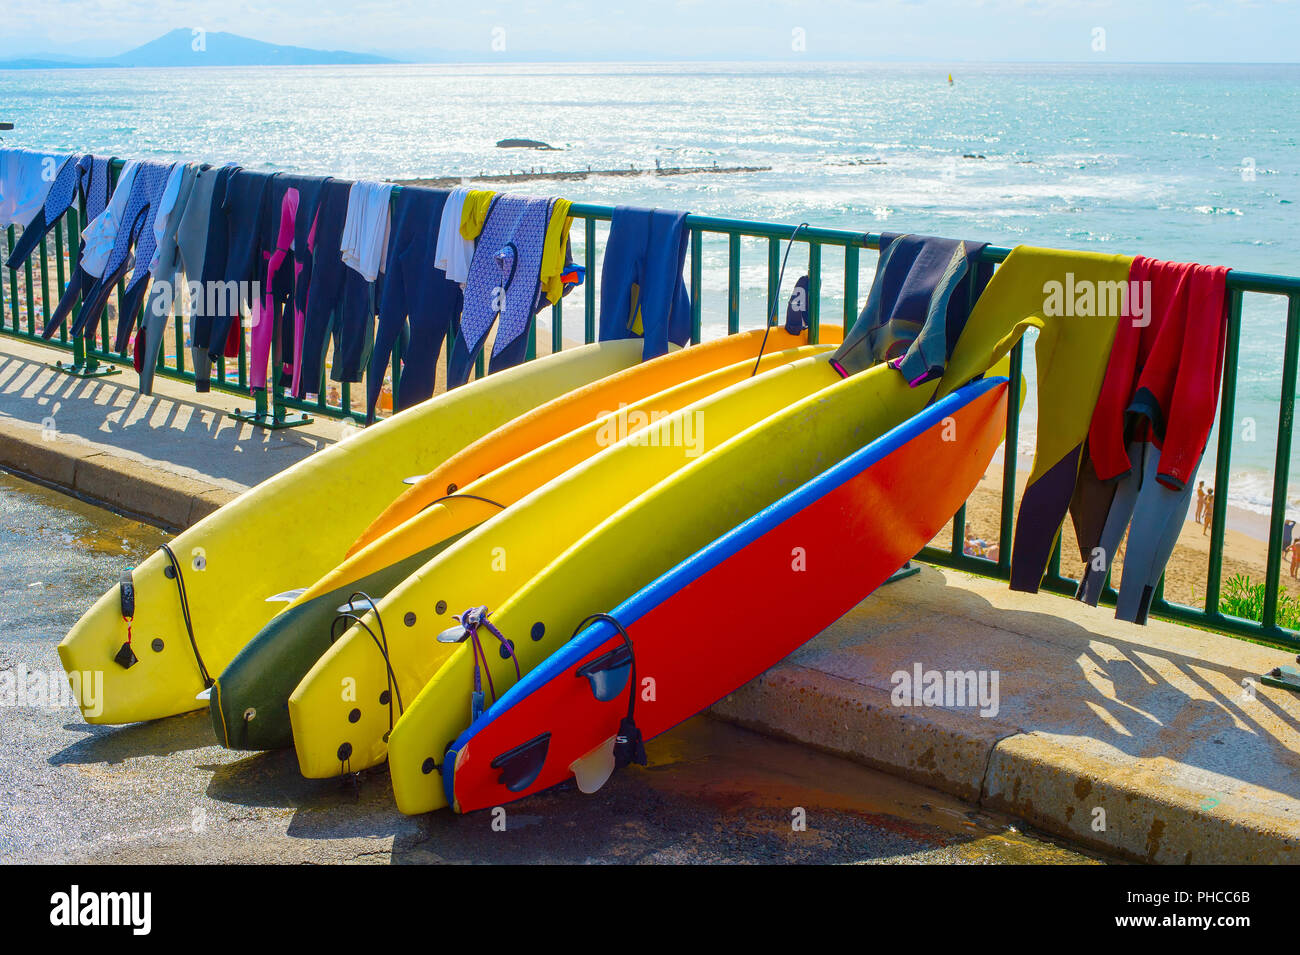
445;377;1009;812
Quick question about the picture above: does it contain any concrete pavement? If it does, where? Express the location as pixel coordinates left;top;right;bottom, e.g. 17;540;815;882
712;566;1300;864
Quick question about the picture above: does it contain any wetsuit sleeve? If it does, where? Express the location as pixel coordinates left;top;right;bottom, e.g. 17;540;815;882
1153;264;1229;490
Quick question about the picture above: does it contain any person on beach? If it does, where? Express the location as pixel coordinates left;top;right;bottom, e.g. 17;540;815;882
1195;480;1206;523
963;524;1000;562
1290;541;1299;579
1203;489;1214;536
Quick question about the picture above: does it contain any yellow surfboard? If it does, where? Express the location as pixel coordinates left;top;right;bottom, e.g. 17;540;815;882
385;360;940;813
212;344;827;750
58;341;644;725
288;351;844;779
350;327;839;555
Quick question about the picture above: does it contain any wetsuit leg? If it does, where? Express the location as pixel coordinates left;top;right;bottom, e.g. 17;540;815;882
365;186;459;418
249;179;299;391
638;209;692;358
192;165;239;390
487;328;529;374
444;328;478;389
286;177;328;389
330;267;376;384
204;170;274;378
1115;447;1201;624
597;206;646;345
1074;442;1145;605
296;178;353;398
398;278;459;411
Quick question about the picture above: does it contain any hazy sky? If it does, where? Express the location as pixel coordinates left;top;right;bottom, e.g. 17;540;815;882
2;0;1298;62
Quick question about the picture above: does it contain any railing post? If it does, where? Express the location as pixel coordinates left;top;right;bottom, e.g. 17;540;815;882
1262;292;1300;633
1205;289;1243;616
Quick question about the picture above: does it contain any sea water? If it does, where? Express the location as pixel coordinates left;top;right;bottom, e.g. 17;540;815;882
1;61;1295;515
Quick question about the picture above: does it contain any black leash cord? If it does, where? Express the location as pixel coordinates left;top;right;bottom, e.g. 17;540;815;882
751;221;810;378
571;612;642;741
331;591;404;733
418;492;508;516
157;543;213;688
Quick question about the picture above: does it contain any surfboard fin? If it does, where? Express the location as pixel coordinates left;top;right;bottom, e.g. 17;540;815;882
574;644;633;702
490;732;551;793
569;736;617;794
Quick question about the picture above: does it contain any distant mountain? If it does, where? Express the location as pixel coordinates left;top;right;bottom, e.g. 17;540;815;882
0;29;397;69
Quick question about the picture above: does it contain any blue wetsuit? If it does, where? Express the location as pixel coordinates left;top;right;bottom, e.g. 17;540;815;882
73;159;174;345
597;205;692;361
296;178;375;398
365;185;461;420
448;194;550;387
8;154;86;270
831;232;992;382
39;156;113;340
193;168;273;390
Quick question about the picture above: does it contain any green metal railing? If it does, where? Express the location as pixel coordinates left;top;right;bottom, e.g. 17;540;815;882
3;166;1298;648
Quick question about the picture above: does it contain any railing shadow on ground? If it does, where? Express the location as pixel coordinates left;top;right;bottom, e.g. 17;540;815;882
815;564;1300;802
0;351;328;487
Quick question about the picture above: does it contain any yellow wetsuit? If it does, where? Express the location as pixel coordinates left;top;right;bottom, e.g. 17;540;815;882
539;197;572;306
936;245;1131;592
459;190;496;241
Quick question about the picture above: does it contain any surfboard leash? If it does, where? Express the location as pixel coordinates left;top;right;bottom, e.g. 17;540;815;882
751;221;810;379
449;606;521;724
570;612;646;769
331;591;404;735
157;543;214;688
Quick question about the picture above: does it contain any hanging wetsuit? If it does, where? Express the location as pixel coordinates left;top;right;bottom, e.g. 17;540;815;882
35;156;113;340
136;163;200;391
73;159;175;347
365;185;462;421
284;176;328;390
115;162;192;357
193;168;273;391
135;163;201;393
296;177;372;398
928;246;1132;594
6;153;86;270
597;205;692;361
447;193;551;387
1070;256;1229;622
0;148;64;230
830;233;992;383
249;175;307;392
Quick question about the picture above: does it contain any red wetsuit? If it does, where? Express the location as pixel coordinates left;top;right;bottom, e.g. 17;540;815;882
1087;256;1229;490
